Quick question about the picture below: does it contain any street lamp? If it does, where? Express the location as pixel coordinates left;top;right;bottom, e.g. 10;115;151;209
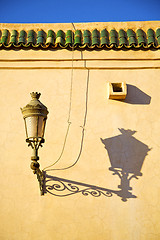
21;92;49;195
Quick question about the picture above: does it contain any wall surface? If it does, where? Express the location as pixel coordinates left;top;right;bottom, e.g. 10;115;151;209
0;22;160;240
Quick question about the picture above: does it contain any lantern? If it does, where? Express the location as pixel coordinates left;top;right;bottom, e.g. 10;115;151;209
21;92;49;195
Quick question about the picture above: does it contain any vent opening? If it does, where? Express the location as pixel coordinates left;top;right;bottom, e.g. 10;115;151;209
112;83;123;92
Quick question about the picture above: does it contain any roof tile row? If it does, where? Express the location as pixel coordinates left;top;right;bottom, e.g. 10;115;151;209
0;28;160;49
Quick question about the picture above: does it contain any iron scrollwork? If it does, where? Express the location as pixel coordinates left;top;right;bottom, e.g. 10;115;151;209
45;176;113;198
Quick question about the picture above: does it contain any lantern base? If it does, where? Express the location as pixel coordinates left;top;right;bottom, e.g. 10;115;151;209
35;169;45;195
30;160;45;195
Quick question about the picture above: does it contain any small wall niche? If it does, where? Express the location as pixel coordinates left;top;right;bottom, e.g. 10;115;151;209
108;82;127;100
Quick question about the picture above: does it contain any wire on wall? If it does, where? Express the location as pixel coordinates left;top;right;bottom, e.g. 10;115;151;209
46;69;89;171
43;23;89;172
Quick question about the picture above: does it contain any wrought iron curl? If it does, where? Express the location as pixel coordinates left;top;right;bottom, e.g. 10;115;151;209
45;178;113;198
82;189;101;197
67;183;79;192
47;180;66;192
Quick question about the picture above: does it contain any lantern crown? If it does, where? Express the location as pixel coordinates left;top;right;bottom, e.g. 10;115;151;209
30;92;41;100
21;92;49;119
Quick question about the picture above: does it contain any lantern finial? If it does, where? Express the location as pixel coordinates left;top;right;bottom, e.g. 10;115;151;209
30;92;41;100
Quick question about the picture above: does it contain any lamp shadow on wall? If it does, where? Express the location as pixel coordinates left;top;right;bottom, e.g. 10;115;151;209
101;128;151;202
122;84;151;105
42;129;151;202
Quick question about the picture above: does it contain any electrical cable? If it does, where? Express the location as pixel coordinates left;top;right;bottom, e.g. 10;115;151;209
46;69;89;171
43;23;89;172
43;23;75;171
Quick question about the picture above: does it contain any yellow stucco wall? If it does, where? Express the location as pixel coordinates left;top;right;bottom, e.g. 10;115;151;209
0;22;160;240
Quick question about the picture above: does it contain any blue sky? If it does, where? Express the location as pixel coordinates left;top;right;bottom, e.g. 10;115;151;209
1;0;160;23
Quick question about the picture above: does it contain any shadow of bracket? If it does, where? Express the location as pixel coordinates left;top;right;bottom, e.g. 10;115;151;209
44;174;113;198
43;173;137;201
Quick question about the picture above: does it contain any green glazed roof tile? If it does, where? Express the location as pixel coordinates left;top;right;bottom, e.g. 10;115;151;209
100;37;109;45
47;29;54;37
119;37;127;46
65;30;73;45
18;30;26;44
83;36;91;45
110;29;117;37
92;29;99;38
27;30;35;44
28;30;34;38
127;29;135;37
1;36;8;45
156;28;160;38
75;30;82;37
127;29;137;46
147;28;154;37
83;30;90;37
100;29;108;37
74;36;81;45
66;30;73;37
100;29;109;45
83;30;91;45
136;29;144;37
110;36;117;45
156;28;160;45
136;29;146;45
147;29;155;45
2;29;8;37
37;30;45;45
110;30;118;46
148;36;155;45
56;30;65;39
74;30;82;45
37;36;44;44
0;27;159;49
55;30;65;46
55;37;65;45
137;36;145;45
19;30;26;37
46;37;54;44
10;30;18;44
128;36;137;46
118;29;127;46
1;29;9;45
157;38;160;45
46;30;55;44
119;29;126;38
92;37;100;46
37;30;43;37
11;30;17;36
91;29;100;46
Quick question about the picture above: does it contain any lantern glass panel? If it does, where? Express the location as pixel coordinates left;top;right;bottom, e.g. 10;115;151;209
25;116;46;139
38;116;46;138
